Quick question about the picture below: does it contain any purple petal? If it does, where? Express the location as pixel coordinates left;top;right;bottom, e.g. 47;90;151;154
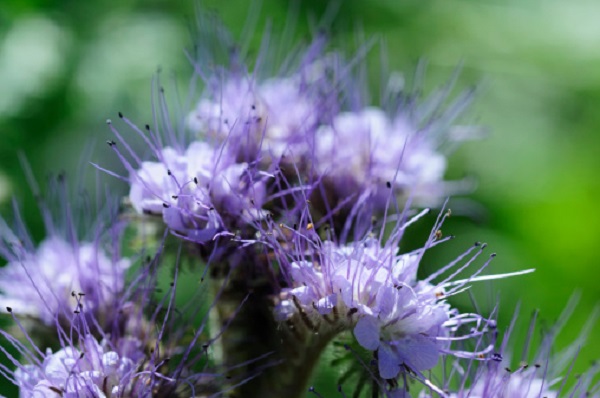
392;334;440;371
289;286;315;306
354;316;380;351
375;285;398;318
378;343;402;379
163;207;186;232
315;294;337;315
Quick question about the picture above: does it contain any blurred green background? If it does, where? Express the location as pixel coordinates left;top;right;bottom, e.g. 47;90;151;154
1;0;599;395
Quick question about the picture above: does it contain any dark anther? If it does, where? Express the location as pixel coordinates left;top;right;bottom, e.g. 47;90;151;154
106;140;116;147
118;112;123;118
293;223;297;230
386;181;392;189
172;195;178;199
162;203;170;208
170;282;175;287
491;253;497;257
145;124;150;130
6;307;12;313
474;241;481;246
505;367;512;372
491;353;503;361
347;308;358;317
79;353;85;359
194;177;198;184
167;169;172;176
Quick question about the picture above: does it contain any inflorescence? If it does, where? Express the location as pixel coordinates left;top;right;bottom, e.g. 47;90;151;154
0;9;597;398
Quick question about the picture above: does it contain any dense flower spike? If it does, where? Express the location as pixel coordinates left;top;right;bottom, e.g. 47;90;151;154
267;205;507;387
0;7;595;398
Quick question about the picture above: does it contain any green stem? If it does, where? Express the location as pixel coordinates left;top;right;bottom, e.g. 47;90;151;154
213;262;339;398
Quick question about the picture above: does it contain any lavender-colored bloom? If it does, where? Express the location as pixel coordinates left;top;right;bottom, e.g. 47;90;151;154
0;229;262;397
0;236;130;325
314;107;446;209
418;295;600;398
275;236;464;380
127;139;268;242
269;207;509;382
187;75;321;161
14;334;150;398
440;369;557;398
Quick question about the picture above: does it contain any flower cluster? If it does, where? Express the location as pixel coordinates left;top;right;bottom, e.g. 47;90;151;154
0;236;130;325
13;334;150;398
0;179;253;397
125;138;268;243
0;10;597;398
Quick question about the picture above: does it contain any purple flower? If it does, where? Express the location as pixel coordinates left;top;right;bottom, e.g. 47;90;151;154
419;295;600;398
187;75;322;162
0;231;255;397
0;236;130;325
274;236;454;379
14;334;151;398
314;107;447;210
127;139;268;242
268;207;512;383
441;370;557;398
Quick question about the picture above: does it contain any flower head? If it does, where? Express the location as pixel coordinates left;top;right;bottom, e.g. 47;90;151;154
187;75;323;162
314;107;447;210
14;334;150;398
0;177;130;326
418;295;600;398
0;236;129;325
125;138;268;243
267;205;507;383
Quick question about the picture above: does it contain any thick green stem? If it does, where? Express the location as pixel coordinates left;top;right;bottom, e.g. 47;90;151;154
213;262;339;398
